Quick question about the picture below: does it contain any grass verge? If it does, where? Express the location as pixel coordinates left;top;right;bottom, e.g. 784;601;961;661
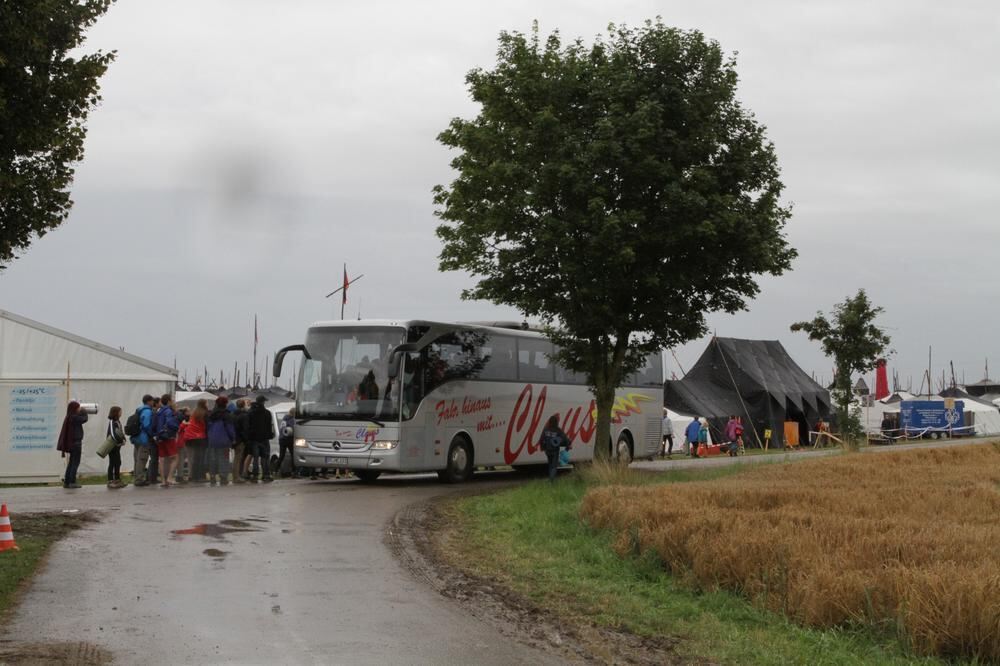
438;463;943;665
0;512;93;619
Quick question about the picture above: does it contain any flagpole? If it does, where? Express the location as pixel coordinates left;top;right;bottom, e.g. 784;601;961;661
253;315;258;389
341;263;346;320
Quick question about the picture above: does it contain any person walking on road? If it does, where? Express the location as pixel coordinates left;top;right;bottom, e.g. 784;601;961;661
661;409;674;458
245;395;275;483
129;395;156;487
207;397;235;485
56;401;88;489
277;408;296;478
539;414;571;482
106;406;127;488
154;395;181;488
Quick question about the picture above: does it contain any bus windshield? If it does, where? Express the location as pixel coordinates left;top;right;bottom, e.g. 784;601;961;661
298;327;404;421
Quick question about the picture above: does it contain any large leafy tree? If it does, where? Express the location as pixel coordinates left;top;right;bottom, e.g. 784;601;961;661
434;20;796;459
791;289;891;440
0;0;116;269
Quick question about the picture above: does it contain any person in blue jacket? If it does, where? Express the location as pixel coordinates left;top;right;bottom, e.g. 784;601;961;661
130;394;156;486
685;417;702;459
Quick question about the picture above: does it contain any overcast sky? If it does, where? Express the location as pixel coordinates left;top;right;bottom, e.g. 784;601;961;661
1;1;997;391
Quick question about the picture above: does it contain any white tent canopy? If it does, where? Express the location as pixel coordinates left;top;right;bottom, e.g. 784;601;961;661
1;310;176;481
864;393;1000;437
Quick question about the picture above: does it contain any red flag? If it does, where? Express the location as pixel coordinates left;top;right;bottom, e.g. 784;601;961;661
342;267;349;305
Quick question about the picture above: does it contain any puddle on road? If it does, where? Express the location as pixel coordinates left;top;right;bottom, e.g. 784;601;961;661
171;522;260;539
219;519;253;528
203;548;228;559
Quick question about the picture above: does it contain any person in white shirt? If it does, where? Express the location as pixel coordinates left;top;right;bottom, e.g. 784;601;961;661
661;409;675;458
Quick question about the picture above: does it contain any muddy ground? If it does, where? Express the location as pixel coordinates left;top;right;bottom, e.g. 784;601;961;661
387;492;687;665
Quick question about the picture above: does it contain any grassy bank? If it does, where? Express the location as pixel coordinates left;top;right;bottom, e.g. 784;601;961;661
0;513;91;618
439;463;943;665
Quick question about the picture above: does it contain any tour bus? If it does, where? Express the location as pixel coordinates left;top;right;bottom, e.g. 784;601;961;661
272;320;664;482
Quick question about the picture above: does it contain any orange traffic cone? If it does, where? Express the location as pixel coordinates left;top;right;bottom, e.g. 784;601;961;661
0;503;18;552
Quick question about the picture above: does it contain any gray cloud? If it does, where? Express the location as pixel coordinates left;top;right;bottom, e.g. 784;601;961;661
2;0;997;391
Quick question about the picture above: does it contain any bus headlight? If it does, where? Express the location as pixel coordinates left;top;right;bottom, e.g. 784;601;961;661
294;438;307;448
371;441;398;450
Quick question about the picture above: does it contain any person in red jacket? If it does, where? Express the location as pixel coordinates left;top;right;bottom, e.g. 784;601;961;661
184;400;209;482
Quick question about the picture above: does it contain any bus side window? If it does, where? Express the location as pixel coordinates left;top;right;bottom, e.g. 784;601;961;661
480;334;516;381
553;346;587;385
627;352;664;386
517;338;555;383
423;330;490;393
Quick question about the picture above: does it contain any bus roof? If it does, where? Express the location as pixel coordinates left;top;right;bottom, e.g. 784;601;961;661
306;319;547;339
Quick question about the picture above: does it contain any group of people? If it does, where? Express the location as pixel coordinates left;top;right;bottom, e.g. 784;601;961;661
124;393;280;487
662;413;744;458
57;393;309;489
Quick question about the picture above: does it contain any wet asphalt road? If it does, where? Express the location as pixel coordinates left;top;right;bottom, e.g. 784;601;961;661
1;473;563;666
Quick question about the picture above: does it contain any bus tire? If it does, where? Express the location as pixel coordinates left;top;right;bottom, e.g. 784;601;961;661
616;432;634;464
354;470;381;483
439;436;474;483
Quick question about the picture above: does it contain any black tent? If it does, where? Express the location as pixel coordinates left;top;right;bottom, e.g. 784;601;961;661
664;337;831;448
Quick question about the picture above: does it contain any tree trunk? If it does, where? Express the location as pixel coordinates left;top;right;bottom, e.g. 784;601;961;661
592;381;615;462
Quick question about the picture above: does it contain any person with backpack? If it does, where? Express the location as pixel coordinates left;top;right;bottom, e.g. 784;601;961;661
245;395;275;483
539;414;571;482
106;406;127;488
154;394;181;488
127;395;156;487
207;396;235;485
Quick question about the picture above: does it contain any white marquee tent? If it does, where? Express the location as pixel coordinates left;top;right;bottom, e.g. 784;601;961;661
862;393;1000;437
1;310;176;482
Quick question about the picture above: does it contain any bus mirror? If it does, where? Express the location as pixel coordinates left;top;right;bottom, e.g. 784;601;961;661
273;344;310;378
387;343;417;379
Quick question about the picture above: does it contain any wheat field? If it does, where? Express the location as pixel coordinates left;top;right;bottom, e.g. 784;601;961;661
580;444;1000;660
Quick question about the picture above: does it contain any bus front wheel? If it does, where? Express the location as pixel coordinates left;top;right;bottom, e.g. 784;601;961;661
438;437;473;483
354;470;381;483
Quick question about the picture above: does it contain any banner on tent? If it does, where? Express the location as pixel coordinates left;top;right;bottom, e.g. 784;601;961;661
4;384;62;452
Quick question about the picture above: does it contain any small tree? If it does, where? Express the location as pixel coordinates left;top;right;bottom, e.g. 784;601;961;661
435;21;796;459
0;0;116;270
790;289;891;444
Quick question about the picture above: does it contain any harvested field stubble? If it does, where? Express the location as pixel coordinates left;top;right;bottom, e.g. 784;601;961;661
580;444;1000;660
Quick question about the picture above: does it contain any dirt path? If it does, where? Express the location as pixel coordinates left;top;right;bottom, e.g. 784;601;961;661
388;492;684;665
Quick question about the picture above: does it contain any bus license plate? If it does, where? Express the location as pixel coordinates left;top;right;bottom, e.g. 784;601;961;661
325;457;348;465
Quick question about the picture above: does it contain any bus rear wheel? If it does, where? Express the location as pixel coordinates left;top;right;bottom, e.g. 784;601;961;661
354;470;381;483
438;437;473;483
616;433;634;464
